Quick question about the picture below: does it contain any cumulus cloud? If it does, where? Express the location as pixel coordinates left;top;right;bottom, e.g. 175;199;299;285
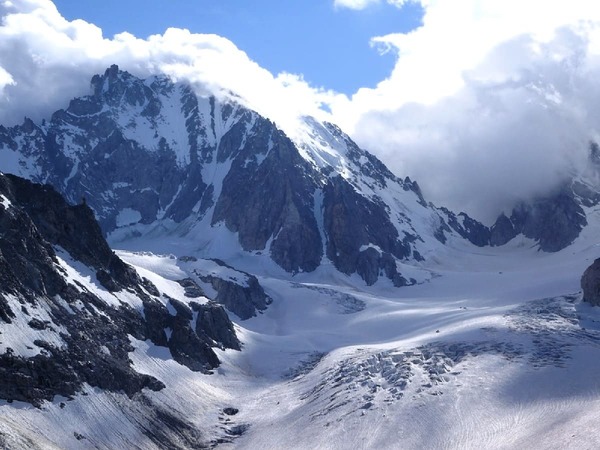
330;0;600;221
0;0;339;133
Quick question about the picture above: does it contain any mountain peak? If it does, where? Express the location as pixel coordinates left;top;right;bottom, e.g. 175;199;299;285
0;66;493;286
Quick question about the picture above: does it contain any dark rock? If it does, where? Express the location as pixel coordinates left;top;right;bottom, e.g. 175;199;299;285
356;248;381;286
167;313;220;372
582;258;600;306
0;172;239;409
491;183;588;251
178;255;198;262
168;298;193;321
192;302;241;351
323;176;413;285
141;277;160;297
439;207;491;247
490;213;517;247
176;278;204;298
197;261;271;320
27;318;46;330
223;407;239;416
74;432;85;441
3;173;142;292
512;189;586;252
212;122;322;274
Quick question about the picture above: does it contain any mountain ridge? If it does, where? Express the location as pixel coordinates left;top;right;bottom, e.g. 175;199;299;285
2;65;598;286
0;65;492;287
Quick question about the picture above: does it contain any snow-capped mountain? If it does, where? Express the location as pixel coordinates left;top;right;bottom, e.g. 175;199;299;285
3;66;600;449
0;65;494;287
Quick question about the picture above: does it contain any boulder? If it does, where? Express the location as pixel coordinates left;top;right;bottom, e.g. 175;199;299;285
582;258;600;306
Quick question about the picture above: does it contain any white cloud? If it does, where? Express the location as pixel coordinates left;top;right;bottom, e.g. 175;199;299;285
0;0;339;134
0;66;13;91
334;0;379;10
329;0;600;221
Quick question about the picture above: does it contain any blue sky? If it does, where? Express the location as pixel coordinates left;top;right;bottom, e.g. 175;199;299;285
52;0;423;94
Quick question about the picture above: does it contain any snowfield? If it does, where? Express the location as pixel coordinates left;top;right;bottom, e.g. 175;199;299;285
2;212;600;449
114;220;600;449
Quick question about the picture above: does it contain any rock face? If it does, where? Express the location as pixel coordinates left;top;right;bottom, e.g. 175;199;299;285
192;301;241;351
323;175;412;286
0;65;494;286
197;260;272;320
582;258;600;306
490;213;518;247
211;123;322;273
437;207;492;247
490;182;589;251
0;173;239;406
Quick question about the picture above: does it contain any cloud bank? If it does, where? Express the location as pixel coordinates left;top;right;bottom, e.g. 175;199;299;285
330;0;600;221
3;0;600;222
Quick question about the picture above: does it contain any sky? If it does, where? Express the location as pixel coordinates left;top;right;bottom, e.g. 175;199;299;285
52;0;425;95
2;0;600;222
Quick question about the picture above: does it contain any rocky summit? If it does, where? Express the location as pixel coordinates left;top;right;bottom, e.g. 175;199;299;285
3;66;595;290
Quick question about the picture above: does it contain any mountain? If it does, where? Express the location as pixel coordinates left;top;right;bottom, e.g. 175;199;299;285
2;66;598;284
0;171;258;446
0;65;492;287
487;152;600;251
2;66;600;449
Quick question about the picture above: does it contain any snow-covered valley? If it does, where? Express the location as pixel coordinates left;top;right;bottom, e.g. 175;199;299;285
3;222;598;449
113;228;600;449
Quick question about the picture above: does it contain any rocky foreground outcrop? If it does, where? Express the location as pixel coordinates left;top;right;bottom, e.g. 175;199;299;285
0;173;239;406
582;258;600;306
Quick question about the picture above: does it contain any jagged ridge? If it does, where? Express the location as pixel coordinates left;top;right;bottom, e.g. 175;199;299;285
0;65;512;286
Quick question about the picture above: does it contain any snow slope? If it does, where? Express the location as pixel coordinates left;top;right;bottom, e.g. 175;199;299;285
6;211;596;448
1;209;600;448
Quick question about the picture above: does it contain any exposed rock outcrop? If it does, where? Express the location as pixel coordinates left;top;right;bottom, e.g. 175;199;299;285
490;185;587;251
582;258;600;306
197;260;271;320
490;213;518;247
323;175;413;284
192;301;241;351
